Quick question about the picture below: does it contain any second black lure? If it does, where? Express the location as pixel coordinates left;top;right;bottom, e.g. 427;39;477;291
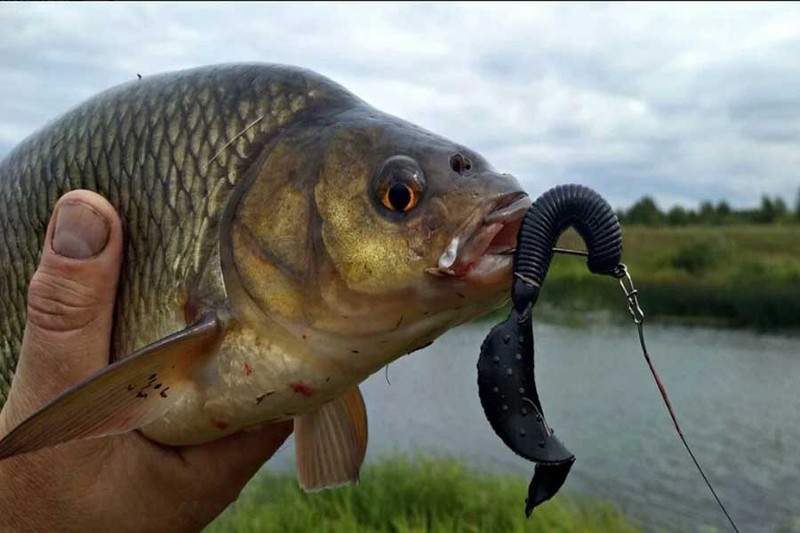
477;184;623;516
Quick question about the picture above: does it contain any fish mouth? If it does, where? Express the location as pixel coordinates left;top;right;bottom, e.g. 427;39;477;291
427;192;531;284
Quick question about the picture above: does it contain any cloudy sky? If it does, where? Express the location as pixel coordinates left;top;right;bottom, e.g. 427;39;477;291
2;2;800;209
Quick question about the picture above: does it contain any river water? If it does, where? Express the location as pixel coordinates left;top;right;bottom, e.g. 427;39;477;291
270;319;800;532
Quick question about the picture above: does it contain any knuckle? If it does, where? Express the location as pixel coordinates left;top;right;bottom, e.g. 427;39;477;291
26;268;108;333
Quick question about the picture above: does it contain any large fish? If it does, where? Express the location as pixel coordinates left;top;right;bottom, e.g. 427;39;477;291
0;64;529;489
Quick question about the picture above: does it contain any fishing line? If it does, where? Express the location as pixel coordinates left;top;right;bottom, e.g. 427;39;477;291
551;247;589;257
615;264;741;533
552;247;741;532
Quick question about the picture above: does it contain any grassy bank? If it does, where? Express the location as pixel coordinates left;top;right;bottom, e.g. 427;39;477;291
537;225;800;329
206;456;639;533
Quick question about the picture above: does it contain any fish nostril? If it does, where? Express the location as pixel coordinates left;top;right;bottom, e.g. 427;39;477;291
450;153;473;175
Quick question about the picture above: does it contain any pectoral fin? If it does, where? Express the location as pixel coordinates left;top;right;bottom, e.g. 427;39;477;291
294;385;368;491
0;314;222;460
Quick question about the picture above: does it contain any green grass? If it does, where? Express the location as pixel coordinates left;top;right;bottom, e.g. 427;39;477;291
205;456;639;533
537;225;800;329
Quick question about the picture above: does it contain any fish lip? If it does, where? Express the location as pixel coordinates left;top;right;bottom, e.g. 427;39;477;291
427;192;531;281
484;194;532;224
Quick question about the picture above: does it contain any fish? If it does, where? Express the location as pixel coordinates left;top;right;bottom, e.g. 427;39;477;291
0;63;530;490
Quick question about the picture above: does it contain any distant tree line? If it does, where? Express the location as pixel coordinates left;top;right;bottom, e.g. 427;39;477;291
616;190;800;226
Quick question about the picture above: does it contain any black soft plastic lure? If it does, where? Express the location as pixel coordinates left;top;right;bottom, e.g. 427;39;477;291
478;184;741;532
477;184;623;516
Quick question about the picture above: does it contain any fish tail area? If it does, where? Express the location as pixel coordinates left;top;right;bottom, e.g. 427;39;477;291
294;385;368;491
0;315;221;460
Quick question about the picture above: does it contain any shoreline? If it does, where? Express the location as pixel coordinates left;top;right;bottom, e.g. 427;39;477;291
519;224;800;331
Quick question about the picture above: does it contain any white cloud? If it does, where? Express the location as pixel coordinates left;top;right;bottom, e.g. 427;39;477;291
1;2;799;209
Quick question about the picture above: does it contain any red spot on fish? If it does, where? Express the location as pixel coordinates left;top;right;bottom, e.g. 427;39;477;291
290;382;313;397
244;362;253;376
302;334;308;340
213;420;229;431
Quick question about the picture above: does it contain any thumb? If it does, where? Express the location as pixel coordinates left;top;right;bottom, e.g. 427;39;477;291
7;190;123;423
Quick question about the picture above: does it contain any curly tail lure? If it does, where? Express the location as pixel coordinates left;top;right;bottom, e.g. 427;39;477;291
477;184;740;532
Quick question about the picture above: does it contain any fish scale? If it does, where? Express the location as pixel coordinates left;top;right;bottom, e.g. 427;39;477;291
0;64;356;406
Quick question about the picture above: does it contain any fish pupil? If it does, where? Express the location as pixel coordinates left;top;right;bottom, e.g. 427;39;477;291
388;183;412;211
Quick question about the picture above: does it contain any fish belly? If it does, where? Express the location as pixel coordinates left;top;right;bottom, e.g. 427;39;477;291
142;324;358;445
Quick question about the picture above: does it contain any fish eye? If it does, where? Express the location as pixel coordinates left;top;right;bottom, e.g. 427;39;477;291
374;156;426;215
383;182;416;212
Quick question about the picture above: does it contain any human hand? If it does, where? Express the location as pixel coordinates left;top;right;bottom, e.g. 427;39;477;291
0;190;292;532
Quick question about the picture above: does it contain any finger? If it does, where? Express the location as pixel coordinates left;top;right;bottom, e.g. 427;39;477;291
179;421;293;489
9;191;123;419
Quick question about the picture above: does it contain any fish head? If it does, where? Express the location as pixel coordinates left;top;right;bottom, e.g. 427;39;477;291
226;109;530;374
